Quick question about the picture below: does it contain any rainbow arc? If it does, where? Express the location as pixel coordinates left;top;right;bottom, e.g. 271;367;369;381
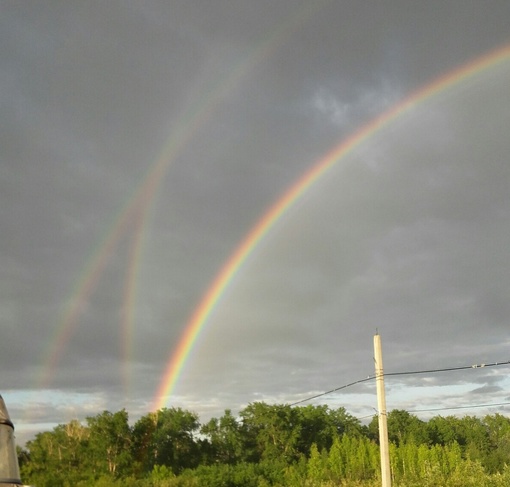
152;43;510;411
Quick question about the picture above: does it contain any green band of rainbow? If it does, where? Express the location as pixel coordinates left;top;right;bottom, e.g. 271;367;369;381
153;43;510;411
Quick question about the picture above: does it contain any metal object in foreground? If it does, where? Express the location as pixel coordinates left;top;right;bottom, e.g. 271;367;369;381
0;395;31;486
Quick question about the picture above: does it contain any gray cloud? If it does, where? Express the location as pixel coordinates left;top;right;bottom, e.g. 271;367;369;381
2;1;510;446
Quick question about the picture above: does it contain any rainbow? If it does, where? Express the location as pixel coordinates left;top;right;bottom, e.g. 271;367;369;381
36;1;330;394
153;43;510;410
37;165;162;389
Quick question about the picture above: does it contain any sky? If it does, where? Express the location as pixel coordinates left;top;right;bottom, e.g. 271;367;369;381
2;1;510;446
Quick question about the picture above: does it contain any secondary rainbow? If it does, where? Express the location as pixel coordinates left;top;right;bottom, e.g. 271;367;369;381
36;2;329;393
153;43;510;410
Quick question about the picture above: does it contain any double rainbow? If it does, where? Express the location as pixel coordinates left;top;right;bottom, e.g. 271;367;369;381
37;1;330;396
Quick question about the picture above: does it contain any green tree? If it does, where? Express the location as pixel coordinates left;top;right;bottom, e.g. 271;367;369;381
369;409;428;445
336;434;378;481
22;431;64;487
86;409;132;477
386;409;428;446
327;435;346;479
427;415;460;445
132;411;159;474
145;407;201;474
459;415;490;465
296;405;363;456
200;409;243;465
307;443;326;485
295;405;332;455
239;402;301;463
328;406;364;438
482;413;510;473
21;419;89;486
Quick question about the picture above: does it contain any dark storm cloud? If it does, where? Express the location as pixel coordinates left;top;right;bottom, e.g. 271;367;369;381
180;58;510;418
2;1;510;445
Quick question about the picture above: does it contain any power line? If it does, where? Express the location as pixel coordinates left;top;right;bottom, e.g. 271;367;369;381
409;401;510;414
384;360;510;378
289;359;510;407
289;376;373;406
355;401;510;421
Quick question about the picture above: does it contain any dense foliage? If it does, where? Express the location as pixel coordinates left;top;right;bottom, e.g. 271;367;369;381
18;404;510;486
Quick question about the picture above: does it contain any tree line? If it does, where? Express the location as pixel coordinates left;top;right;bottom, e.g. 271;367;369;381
18;403;510;486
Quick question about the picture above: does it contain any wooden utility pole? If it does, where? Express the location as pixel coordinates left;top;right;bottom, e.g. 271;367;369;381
374;333;392;487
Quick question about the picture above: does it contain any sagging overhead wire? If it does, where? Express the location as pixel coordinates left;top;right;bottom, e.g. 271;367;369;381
289;359;510;407
290;376;373;406
409;401;510;414
356;400;510;421
384;359;510;378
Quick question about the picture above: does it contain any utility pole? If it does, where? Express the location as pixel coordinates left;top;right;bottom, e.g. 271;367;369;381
374;333;392;487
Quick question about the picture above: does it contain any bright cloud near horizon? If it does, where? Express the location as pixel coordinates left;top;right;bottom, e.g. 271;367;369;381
2;1;510;446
